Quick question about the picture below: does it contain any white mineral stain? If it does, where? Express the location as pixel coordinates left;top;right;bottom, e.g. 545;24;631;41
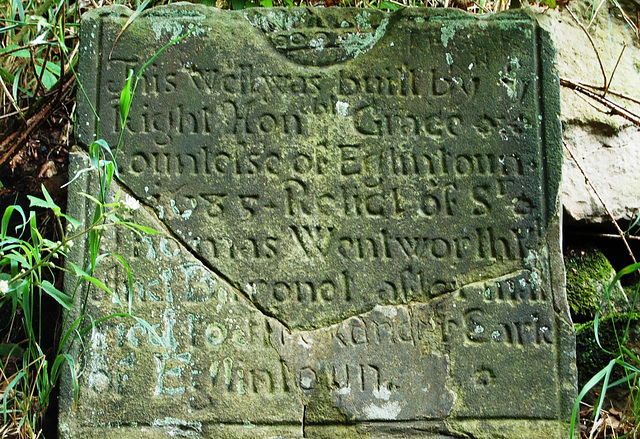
170;199;181;215
446;53;453;65
301;376;313;388
88;371;109;393
337;385;351;395
298;335;312;348
151;20;183;41
373;385;391;401
364;401;401;420
375;305;397;318
336;101;349;116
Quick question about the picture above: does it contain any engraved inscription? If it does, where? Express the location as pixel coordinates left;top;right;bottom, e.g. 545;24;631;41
68;7;568;433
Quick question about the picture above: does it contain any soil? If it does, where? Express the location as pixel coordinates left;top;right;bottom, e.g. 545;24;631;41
0;86;74;439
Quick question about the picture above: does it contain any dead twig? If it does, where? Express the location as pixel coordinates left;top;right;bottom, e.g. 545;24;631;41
571;231;640;241
0;75;74;170
567;80;640;106
566;6;608;89
0;75;26;122
604;43;626;99
560;77;640;127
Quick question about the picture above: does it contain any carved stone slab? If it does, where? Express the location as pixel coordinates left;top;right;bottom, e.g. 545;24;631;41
61;5;576;438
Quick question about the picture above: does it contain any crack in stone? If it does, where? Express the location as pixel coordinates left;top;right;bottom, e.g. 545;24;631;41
118;176;297;332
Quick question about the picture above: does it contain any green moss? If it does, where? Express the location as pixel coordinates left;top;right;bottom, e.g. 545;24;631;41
623;278;640;302
565;248;626;322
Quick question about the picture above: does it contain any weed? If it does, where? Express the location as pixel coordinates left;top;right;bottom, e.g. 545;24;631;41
571;262;640;438
0;27;192;436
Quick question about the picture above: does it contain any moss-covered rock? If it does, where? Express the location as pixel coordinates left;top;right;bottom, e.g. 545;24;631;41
565;247;627;323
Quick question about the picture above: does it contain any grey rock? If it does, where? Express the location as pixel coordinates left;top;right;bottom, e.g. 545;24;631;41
535;0;640;224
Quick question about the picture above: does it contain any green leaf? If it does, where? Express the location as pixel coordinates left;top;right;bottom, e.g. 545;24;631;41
138;28;195;78
52;353;80;408
0;344;23;358
60;213;81;231
260;0;273;6
28;194;58;211
120;70;133;127
99;253;134;313
42;60;61;76
379;1;402;10
34;61;59;90
89;141;100;171
42;184;59;211
99;140;119;178
110;0;151;59
5;253;32;270
13;0;25;22
569;358;616;438
9;49;31;58
1;205;26;239
41;280;73;310
116;221;159;235
79;192;101;205
69;262;123;307
0;67;15;88
2;371;27;423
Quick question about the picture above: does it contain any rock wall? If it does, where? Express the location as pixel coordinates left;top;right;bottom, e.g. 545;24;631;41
536;0;640;224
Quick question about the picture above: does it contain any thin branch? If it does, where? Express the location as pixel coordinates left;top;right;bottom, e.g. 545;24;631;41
566;6;608;89
604;43;626;99
570;231;640;241
560;77;640;126
0;75;26;122
0;108;30;121
0;76;74;169
586;0;608;30
571;81;640;106
29;45;48;100
569;85;610;113
563;140;637;264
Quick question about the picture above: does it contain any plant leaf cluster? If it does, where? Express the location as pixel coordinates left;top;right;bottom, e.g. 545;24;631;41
0;29;189;435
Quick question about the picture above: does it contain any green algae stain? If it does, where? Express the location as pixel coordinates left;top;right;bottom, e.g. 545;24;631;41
440;24;456;48
339;14;389;59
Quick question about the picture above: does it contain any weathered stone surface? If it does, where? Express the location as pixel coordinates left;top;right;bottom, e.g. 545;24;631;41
534;0;640;224
62;5;575;438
